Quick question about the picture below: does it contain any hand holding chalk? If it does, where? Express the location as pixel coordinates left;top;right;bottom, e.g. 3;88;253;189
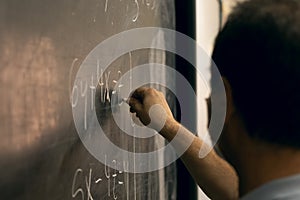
126;87;176;132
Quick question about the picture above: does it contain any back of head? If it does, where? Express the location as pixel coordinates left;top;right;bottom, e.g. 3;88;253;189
212;0;300;148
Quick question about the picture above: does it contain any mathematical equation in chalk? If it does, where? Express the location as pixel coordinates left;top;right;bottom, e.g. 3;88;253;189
72;156;130;200
92;0;157;24
71;68;124;107
70;51;134;130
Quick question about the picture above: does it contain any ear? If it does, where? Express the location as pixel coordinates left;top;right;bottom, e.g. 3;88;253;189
222;77;236;124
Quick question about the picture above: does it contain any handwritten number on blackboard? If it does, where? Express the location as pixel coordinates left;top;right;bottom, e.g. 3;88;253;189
72;85;79;108
72;169;84;200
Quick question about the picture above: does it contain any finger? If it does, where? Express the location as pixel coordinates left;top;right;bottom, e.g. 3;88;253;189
131;113;145;126
128;97;143;113
130;107;135;113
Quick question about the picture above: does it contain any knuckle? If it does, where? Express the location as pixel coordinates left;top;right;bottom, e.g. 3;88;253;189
147;88;156;94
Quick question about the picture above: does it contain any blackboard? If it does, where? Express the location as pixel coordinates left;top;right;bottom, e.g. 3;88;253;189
0;0;177;199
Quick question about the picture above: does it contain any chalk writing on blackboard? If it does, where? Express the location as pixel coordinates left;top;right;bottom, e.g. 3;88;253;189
132;0;139;22
72;169;84;200
69;58;79;103
105;0;109;12
71;155;129;200
90;75;96;110
91;0;158;24
85;168;94;200
71;58;127;130
0;0;176;199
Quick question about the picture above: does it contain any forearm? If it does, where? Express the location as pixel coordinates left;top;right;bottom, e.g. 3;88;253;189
160;120;239;200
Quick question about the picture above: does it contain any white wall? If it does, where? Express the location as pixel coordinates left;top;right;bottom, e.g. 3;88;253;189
196;1;220;200
195;0;239;199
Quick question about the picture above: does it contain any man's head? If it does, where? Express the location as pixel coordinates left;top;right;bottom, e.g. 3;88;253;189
212;0;300;159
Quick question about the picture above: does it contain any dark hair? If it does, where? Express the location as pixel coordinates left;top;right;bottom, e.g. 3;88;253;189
212;0;300;148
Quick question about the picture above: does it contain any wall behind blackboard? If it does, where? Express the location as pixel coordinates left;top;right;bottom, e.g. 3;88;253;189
0;0;177;199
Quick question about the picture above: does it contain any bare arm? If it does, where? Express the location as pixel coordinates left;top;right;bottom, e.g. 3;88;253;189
128;87;238;200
